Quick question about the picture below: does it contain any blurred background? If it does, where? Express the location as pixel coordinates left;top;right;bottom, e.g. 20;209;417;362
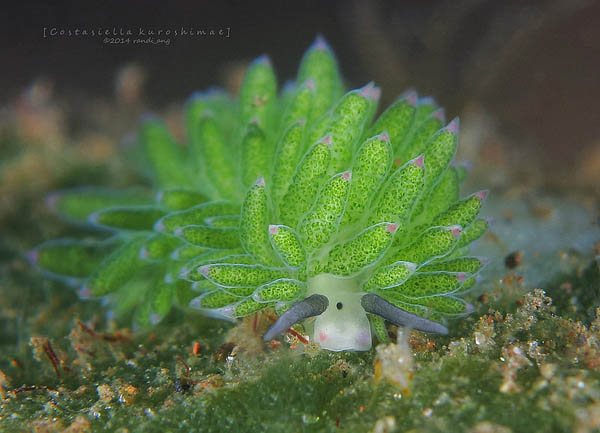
1;0;599;218
0;2;599;418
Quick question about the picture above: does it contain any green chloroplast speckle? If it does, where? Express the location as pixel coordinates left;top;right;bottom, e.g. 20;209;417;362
29;36;489;351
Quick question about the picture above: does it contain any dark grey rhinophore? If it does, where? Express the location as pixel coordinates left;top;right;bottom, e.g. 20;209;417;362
361;293;449;335
263;294;329;341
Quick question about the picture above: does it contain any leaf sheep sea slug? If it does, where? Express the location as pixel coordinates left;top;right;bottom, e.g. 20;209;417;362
29;36;489;351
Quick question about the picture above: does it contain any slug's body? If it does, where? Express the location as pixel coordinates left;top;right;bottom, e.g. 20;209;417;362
30;37;488;351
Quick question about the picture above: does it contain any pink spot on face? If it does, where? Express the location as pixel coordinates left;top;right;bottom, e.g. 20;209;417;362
378;131;390;142
394;158;403;166
304;79;315;91
342;171;351;180
321;135;332;145
269;225;279;235
174;227;184;237
478;257;488;265
412;155;424;168
256;177;265;187
450;226;462;238
386;223;398;233
457;272;468;282
356;330;371;346
475;190;488;201
319;331;328;342
446;117;460;134
150;313;161;325
27;249;39;264
298;117;307;126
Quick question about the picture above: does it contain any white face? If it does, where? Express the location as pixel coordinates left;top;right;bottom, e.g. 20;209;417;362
307;274;372;352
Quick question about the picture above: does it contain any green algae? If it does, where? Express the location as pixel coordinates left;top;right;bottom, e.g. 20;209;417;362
2;149;600;431
2;260;600;433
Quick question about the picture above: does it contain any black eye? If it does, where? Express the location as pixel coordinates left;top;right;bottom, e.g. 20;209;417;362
336;302;343;310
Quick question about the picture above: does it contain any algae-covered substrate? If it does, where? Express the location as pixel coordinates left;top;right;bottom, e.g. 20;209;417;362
1;186;599;432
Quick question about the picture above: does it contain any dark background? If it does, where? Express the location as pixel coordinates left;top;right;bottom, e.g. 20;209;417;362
2;0;600;191
2;1;355;104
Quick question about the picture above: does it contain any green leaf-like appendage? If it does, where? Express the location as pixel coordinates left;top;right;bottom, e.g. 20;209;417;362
32;37;489;340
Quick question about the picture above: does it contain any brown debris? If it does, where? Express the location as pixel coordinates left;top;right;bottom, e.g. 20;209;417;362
192;374;225;395
117;383;138;405
0;369;10;399
192;341;202;356
408;331;437;353
323;359;353;382
261;310;310;349
96;384;115;404
222;313;277;358
370;416;397;433
30;337;69;377
62;416;91;433
8;385;56;398
469;421;512;433
212;342;236;363
574;402;600;433
69;319;131;369
31;417;64;433
529;202;555;220
499;344;533;394
473;316;496;351
504;251;523;269
374;329;414;395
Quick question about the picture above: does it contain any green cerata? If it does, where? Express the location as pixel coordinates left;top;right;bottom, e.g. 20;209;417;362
30;36;489;351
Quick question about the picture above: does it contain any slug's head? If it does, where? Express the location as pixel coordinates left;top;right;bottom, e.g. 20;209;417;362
308;274;372;351
263;273;448;351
